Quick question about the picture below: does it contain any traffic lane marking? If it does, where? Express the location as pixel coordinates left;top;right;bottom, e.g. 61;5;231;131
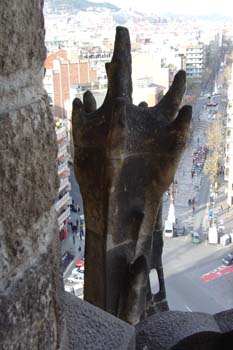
200;265;233;282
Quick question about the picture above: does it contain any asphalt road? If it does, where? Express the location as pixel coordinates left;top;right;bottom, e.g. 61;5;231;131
193;175;210;233
69;166;84;214
162;88;233;314
163;235;233;314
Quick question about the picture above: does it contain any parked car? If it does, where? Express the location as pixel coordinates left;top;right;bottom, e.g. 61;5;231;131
222;252;233;266
64;282;83;298
67;274;84;283
217;220;224;234
72;265;84;275
62;251;74;272
75;258;84;268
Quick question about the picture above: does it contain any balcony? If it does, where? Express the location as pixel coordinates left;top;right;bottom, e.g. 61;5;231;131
55;192;72;212
58;162;69;176
58;207;70;228
58;177;71;193
56;126;66;141
58;143;67;158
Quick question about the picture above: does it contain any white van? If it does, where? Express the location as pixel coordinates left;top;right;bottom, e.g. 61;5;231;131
164;220;174;238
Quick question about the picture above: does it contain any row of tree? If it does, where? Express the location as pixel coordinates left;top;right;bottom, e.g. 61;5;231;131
204;46;233;183
204;113;224;182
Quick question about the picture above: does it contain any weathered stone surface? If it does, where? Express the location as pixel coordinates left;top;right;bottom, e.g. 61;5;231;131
0;99;59;285
214;309;233;333
64;291;135;350
136;311;221;350
0;1;65;349
0;243;62;350
0;0;46;76
72;26;192;325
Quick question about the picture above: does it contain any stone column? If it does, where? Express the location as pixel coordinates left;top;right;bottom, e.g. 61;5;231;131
0;1;65;349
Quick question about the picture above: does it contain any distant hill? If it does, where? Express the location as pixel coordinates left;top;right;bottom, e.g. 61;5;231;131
47;0;119;11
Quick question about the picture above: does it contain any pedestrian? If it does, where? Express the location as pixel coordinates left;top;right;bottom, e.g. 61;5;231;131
192;204;195;213
72;234;75;245
191;171;194;178
188;199;192;206
78;246;82;252
79;231;82;241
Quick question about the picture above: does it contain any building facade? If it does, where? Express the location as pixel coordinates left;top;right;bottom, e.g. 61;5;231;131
224;67;233;206
55;120;72;239
44;50;98;118
185;44;205;81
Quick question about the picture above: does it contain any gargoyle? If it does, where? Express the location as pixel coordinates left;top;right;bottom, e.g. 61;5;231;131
72;26;191;325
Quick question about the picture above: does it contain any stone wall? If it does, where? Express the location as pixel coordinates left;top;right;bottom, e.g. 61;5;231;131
0;1;65;349
0;3;135;350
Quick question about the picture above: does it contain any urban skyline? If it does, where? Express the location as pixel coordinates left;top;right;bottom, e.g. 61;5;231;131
91;0;233;17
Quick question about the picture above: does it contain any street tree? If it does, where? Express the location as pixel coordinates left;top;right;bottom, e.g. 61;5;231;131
204;113;224;182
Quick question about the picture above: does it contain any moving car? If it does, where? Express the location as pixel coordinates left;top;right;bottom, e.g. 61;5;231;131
207;101;218;107
222;252;233;266
191;231;201;244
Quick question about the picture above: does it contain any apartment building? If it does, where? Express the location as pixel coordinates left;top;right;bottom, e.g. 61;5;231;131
224;69;233;206
55;120;72;240
44;50;98;118
185;44;205;81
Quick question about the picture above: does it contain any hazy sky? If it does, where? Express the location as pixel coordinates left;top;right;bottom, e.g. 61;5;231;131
99;0;232;16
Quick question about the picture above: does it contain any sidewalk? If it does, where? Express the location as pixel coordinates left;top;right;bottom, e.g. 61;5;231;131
61;209;85;274
163;107;211;232
210;176;233;235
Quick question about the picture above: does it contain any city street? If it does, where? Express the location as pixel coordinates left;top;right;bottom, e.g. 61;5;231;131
163;92;224;233
61;87;233;314
61;166;84;280
163;93;213;232
163;90;233;314
164;234;233;314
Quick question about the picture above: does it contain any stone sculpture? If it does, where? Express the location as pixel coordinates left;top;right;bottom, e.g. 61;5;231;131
72;26;192;325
